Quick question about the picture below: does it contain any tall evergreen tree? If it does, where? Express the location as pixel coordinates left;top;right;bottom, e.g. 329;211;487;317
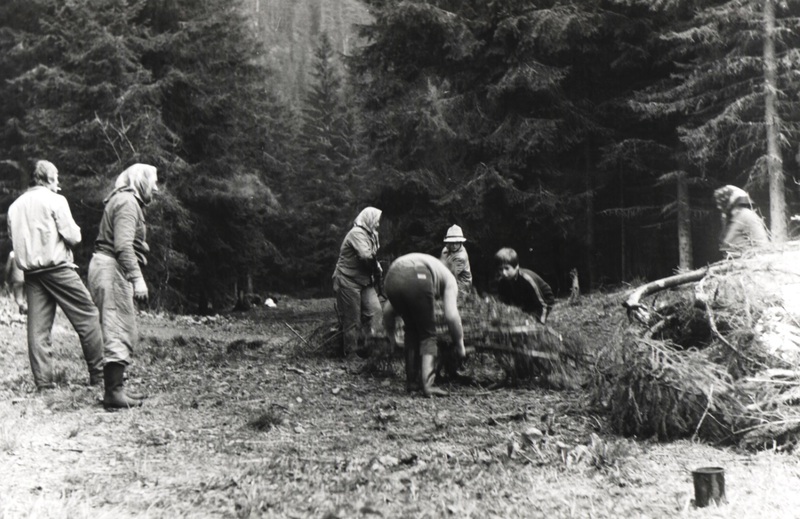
141;0;291;309
634;0;800;242
352;0;667;288
283;31;362;291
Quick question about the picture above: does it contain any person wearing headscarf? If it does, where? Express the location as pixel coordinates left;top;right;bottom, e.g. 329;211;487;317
88;163;158;409
713;185;769;256
332;207;383;359
7;160;104;390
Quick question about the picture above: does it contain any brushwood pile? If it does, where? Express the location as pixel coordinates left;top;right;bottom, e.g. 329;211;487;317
598;242;800;450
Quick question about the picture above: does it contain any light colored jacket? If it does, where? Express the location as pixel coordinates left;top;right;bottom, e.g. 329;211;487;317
440;245;472;292
719;207;768;254
7;186;81;272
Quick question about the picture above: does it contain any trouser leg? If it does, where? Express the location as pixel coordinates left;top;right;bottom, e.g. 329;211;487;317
334;276;363;356
88;255;135;365
40;268;104;377
404;329;421;391
25;276;57;389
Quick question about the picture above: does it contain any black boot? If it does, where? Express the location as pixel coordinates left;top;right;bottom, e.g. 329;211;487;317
89;369;103;387
405;345;421;393
103;362;143;410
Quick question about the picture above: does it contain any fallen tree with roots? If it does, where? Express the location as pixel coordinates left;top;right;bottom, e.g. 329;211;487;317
598;242;800;450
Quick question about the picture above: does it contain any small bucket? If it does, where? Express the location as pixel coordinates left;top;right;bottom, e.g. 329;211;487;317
692;466;726;507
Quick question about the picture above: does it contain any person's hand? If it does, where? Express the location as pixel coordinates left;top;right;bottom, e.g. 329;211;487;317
455;340;466;359
132;277;148;302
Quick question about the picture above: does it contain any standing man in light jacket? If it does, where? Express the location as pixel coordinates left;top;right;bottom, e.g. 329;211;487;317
7;160;104;391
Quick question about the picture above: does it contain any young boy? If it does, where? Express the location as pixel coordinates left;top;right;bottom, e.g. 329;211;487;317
382;253;466;397
495;247;555;324
440;225;472;295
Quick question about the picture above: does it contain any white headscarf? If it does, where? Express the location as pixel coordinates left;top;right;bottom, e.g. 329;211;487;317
353;207;381;251
107;163;158;205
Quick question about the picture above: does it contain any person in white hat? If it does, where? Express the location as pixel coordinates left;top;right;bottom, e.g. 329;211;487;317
440;225;472;295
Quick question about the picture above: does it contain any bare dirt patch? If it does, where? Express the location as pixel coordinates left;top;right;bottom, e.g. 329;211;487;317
0;294;799;518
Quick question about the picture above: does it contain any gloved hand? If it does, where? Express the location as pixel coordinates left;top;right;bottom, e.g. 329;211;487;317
132;277;148;302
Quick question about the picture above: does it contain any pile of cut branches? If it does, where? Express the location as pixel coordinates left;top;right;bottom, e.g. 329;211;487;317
367;292;588;388
603;242;800;449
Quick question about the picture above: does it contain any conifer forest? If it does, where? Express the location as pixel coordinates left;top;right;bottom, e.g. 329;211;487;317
2;0;800;310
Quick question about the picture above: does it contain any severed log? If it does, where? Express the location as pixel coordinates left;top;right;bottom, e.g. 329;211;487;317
622;261;739;324
622;268;709;324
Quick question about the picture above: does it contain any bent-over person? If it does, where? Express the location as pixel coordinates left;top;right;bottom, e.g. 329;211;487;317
382;253;465;398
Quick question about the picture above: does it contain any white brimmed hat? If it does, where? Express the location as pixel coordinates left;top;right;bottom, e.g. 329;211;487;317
443;225;467;243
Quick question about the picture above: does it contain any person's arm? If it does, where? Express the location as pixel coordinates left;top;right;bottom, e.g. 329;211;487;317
52;196;82;247
521;271;554;324
538;279;555;324
4;254;12;283
111;200;149;301
442;281;465;357
349;229;376;262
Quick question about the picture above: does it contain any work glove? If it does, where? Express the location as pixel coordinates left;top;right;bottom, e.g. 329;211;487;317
132;277;149;302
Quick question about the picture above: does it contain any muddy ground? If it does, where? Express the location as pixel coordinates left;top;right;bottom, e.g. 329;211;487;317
0;294;799;518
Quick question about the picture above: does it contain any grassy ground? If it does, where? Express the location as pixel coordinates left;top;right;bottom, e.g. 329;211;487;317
0;294;799;518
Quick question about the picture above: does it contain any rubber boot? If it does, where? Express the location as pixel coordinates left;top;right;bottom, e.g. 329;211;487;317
89;368;104;387
421;354;448;398
405;345;421;393
103;362;143;410
121;369;148;400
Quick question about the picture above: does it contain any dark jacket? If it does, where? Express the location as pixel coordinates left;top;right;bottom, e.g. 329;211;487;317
497;268;555;319
94;190;149;281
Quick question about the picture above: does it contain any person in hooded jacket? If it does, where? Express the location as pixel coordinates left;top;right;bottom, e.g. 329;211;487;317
713;185;769;256
332;207;383;359
88;163;158;409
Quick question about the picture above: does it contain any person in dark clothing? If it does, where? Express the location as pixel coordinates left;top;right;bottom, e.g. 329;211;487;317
494;247;555;324
88;163;158;409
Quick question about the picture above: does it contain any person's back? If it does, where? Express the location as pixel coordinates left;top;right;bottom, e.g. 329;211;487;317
8;186;81;272
382;253;465;397
5;160;103;391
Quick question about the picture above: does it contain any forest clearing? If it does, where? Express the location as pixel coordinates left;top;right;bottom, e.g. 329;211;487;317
1;286;800;519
